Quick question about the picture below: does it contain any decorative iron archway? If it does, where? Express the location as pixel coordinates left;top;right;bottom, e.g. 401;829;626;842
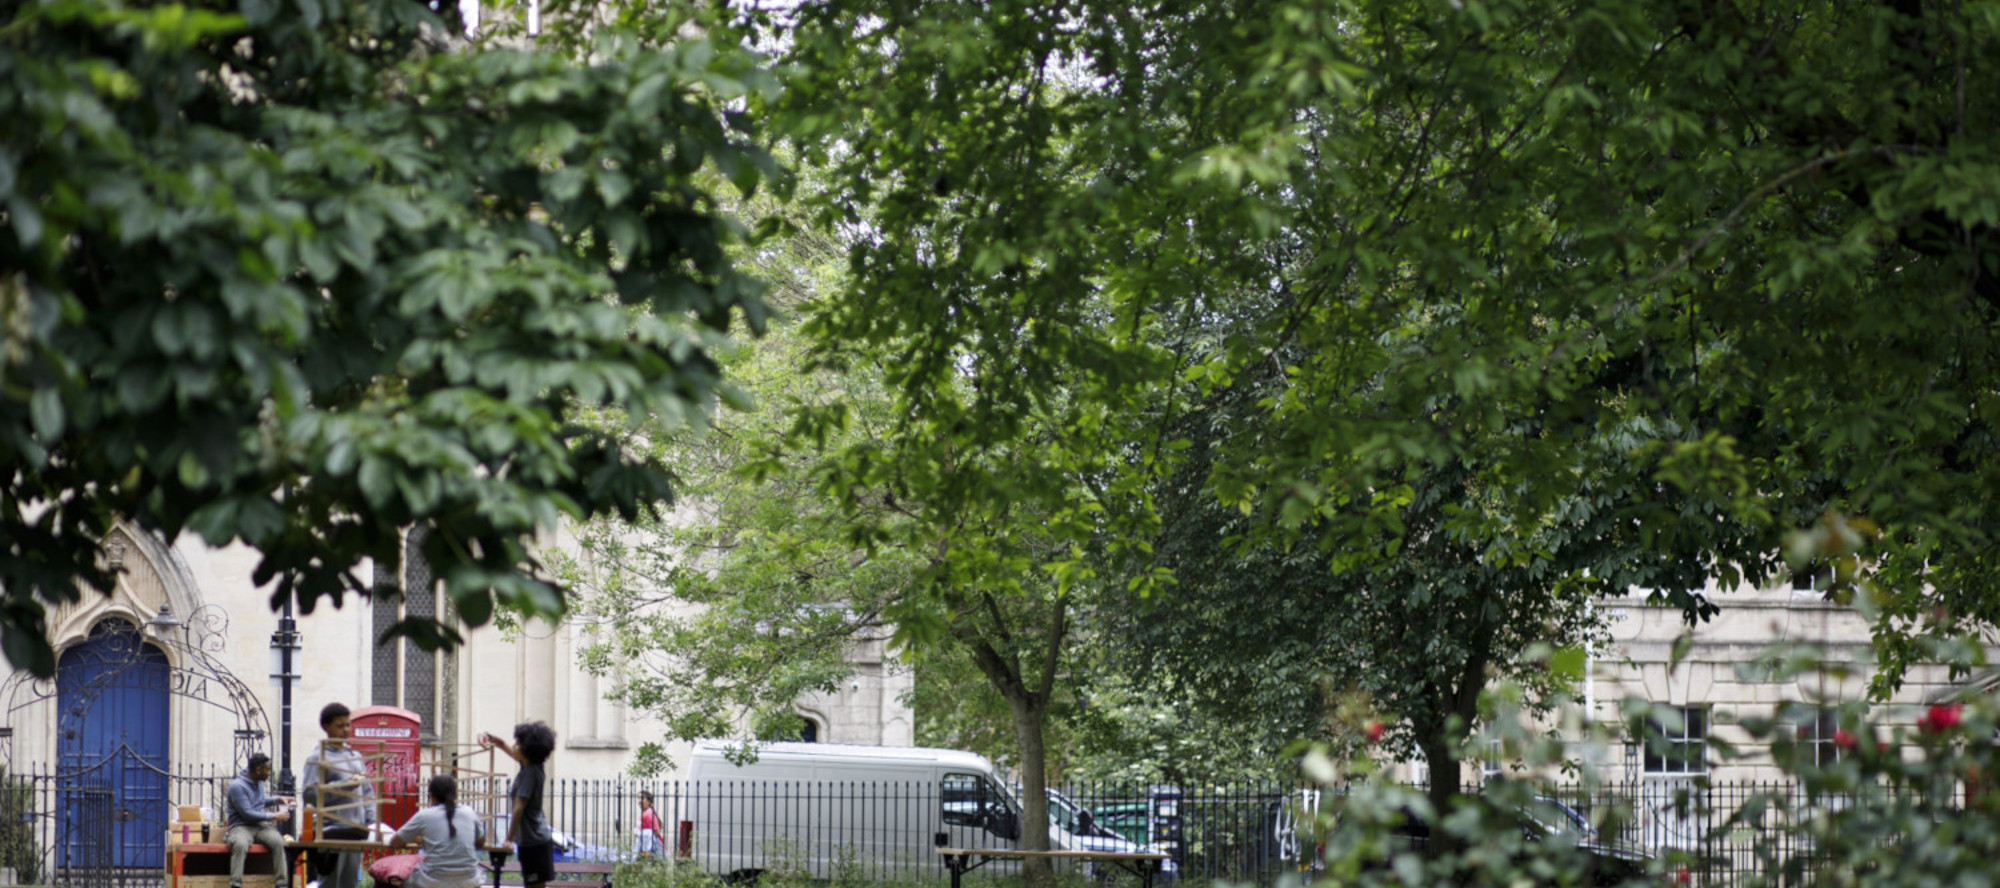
2;605;273;888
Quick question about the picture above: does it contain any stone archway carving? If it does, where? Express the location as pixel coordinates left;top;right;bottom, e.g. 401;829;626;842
0;526;272;888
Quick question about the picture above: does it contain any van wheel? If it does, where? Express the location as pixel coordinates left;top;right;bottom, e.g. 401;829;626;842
724;870;764;886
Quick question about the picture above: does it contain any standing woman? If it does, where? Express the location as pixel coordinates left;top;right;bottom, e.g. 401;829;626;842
635;791;665;858
389;775;487;888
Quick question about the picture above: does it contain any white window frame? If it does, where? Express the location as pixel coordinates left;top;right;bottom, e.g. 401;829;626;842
1798;708;1846;767
1643;707;1708;777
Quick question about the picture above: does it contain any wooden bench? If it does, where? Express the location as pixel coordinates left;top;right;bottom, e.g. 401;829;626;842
164;842;287;888
487;860;617;888
938;848;1168;888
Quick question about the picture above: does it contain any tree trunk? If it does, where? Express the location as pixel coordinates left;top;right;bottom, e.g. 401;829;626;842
1009;689;1056;887
1418;732;1463;857
958;594;1068;888
1419;633;1491;859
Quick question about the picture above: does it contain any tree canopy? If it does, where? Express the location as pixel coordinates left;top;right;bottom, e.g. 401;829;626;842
734;0;2000;802
21;0;2000;824
556;187;1171;870
768;0;2000;684
0;0;779;675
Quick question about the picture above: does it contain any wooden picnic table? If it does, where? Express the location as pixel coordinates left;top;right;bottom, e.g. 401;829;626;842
937;847;1170;888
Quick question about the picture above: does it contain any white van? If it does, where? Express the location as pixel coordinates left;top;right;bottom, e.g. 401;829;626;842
679;740;1032;881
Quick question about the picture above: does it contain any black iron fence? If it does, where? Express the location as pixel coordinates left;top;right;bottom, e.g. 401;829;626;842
547;779;977;881
532;778;1861;886
2;761;238;888
0;769;1963;887
1542;781;1815;887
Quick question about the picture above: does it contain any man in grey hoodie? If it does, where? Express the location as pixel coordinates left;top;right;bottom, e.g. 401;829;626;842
302;702;373;888
225;753;291;888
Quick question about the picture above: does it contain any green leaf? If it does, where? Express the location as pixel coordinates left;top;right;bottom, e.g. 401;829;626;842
29;388;63;442
1669;633;1695;672
547;167;586;202
9;198;43;247
378;193;425;230
299;235;339;282
1549;646;1587;683
186;498;239;544
597;169;633;207
358;455;394;507
177;450;211;489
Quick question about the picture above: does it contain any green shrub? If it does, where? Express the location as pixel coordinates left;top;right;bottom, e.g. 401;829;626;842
1306;640;2000;888
0;769;35;885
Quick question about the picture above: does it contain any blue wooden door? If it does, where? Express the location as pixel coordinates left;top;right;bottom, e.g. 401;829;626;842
56;620;171;871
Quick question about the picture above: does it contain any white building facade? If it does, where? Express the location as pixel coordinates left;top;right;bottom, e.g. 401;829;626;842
0;522;913;879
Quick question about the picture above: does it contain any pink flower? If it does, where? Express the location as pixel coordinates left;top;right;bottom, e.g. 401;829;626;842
1919;703;1965;735
1675;866;1691;884
1832;729;1857;750
1366;720;1385;743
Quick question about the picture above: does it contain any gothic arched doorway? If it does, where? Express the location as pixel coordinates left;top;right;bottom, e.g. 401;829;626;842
4;601;274;888
55;619;170;872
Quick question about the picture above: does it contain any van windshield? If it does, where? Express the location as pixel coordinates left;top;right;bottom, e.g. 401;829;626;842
942;773;1017;836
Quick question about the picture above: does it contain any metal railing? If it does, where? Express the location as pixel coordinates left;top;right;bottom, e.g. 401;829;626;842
3;761;237;888
0;769;1966;887
536;778;1949;887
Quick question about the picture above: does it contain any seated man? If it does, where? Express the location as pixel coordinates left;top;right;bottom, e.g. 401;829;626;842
226;753;291;888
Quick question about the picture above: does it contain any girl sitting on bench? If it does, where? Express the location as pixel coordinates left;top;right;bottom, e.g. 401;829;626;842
385;774;488;888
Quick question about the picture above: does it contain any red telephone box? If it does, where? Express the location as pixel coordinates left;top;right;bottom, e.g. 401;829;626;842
350;705;424;830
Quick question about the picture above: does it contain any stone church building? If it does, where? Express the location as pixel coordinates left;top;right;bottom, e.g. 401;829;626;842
0;522;912;882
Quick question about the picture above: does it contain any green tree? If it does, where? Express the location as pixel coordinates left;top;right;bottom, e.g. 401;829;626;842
1124;359;1750;817
0;0;779;675
556;312;918;763
1170;0;2000;700
558;301;1168;875
547;174;908;762
550;153;1182;887
766;0;2000;816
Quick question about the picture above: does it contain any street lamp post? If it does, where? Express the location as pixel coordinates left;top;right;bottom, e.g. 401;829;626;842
268;600;303;805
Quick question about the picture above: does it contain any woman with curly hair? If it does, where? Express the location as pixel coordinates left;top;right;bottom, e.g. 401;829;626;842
481;722;557;888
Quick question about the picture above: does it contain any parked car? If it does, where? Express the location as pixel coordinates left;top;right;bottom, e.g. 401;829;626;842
1084;787;1183;858
1521;796;1597;843
1037;787;1178;883
1094;802;1150;846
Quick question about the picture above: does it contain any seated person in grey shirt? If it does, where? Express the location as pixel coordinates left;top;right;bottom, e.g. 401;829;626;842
389;774;489;888
225;753;291;888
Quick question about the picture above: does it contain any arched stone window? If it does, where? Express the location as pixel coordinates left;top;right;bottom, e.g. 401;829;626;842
372;526;442;740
